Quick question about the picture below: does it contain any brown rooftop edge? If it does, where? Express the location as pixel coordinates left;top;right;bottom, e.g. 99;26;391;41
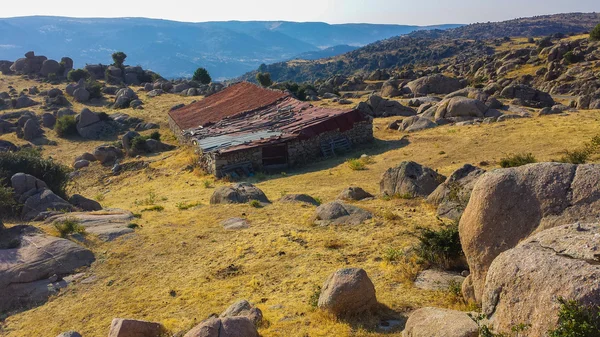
168;82;289;130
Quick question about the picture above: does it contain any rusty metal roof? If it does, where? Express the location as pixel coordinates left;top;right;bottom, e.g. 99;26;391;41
187;96;369;154
168;82;289;131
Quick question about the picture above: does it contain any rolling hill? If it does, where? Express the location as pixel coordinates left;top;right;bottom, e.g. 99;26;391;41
0;16;460;79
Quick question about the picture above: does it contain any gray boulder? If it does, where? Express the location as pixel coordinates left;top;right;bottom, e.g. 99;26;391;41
57;332;82;337
406;74;464;96
22;189;75;220
318;268;377;317
414;269;466;291
380;161;446;198
362;95;416;117
42;112;56;128
40;59;60;77
399;116;438;132
435;97;488;120
93;146;123;165
122;131;140;155
0;225;94;313
427;164;486;221
73;88;90;103
278;194;320;206
108;318;163;337
183;317;258;337
222;218;250;230
483;223;600;336
313;201;373;226
220;300;263;327
14;95;38;109
69;194;102;211
73;160;90;169
210;183;270;204
499;84;554;108
22;119;42;141
337;186;373;201
11;173;47;198
460;163;600;303
403;307;478;337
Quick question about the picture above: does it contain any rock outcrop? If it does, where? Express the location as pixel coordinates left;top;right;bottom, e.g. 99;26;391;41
403;307;478;337
406;74;465;96
45;209;135;241
380;161;445;198
459;163;600;303
483;223;600;336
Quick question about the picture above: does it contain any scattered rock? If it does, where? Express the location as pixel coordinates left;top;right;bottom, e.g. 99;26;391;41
435;97;488;120
42;112;56;128
313;201;373;226
108;318;164;337
403;307;478;337
406;74;465;96
93;146;123;165
73;160;90;169
318;268;377;317
499;84;554;108
380;161;446;198
278;194;320;206
73;88;90;103
337;186;373;201
483;223;600;336
414;269;465;291
183;317;258;337
210;183;270;205
398;116;438;132
13;95;39;109
222;218;250;230
69;194;102;211
22;119;43;141
21;189;75;220
459;163;600;303
11;173;47;199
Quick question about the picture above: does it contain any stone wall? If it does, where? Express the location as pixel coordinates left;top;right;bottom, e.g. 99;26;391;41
201;120;374;177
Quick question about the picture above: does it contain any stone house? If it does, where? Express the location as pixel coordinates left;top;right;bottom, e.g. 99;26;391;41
168;82;373;177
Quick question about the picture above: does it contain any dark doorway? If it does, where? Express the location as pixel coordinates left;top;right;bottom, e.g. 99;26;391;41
262;144;288;170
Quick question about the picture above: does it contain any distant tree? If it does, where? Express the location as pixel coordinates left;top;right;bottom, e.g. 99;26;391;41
111;52;127;68
67;69;89;82
591;23;600;41
192;67;211;84
256;72;273;87
258;63;268;73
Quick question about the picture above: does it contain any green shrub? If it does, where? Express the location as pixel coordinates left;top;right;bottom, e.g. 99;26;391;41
192;67;211;84
549;298;600;337
111;51;127;68
346;158;367;170
0;181;18;217
142;205;164;212
414;222;464;270
131;136;150;153
500;153;536;168
85;80;103;99
308;285;321;309
383;247;404;262
176;201;202;210
54;218;85;238
55;115;78;138
249;200;262;208
202;180;212;188
590;23;600;41
149;131;161;141
256;72;273;87
0;149;70;198
67;69;90;82
560;149;590;164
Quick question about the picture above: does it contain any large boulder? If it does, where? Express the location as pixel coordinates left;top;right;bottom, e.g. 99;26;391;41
402;307;478;337
108;318;164;337
210;183;270;204
0;225;95;313
499;84;555;108
483;223;600;336
380;161;446;198
398;116;438;132
312;201;373;226
45;209;135;242
73;88;90;103
93;146;123;165
427;164;486;221
11;173;47;199
40;59;60;77
76;109;116;140
184;317;258;337
434;97;488;120
406;74;464;96
42;112;56;128
318;268;377;317
459;163;600;303
13;95;39;109
22;119;43;141
363;95;416;117
22;189;75;220
69;194;102;211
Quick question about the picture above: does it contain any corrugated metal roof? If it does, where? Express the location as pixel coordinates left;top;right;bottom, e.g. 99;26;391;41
195;130;283;153
168;82;289;130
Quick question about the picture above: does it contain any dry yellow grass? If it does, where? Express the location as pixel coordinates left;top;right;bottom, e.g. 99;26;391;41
1;74;600;336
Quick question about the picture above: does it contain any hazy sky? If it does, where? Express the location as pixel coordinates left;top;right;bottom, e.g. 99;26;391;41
1;0;599;25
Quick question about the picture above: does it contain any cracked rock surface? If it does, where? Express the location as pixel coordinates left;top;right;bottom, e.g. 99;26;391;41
483;223;600;336
459;163;600;302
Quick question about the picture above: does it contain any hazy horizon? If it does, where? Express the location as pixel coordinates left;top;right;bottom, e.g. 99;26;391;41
1;0;599;25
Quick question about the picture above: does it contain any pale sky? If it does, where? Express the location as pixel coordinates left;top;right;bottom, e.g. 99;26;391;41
1;0;599;25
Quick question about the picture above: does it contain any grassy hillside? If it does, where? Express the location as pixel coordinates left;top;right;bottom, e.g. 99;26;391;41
1;74;600;336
